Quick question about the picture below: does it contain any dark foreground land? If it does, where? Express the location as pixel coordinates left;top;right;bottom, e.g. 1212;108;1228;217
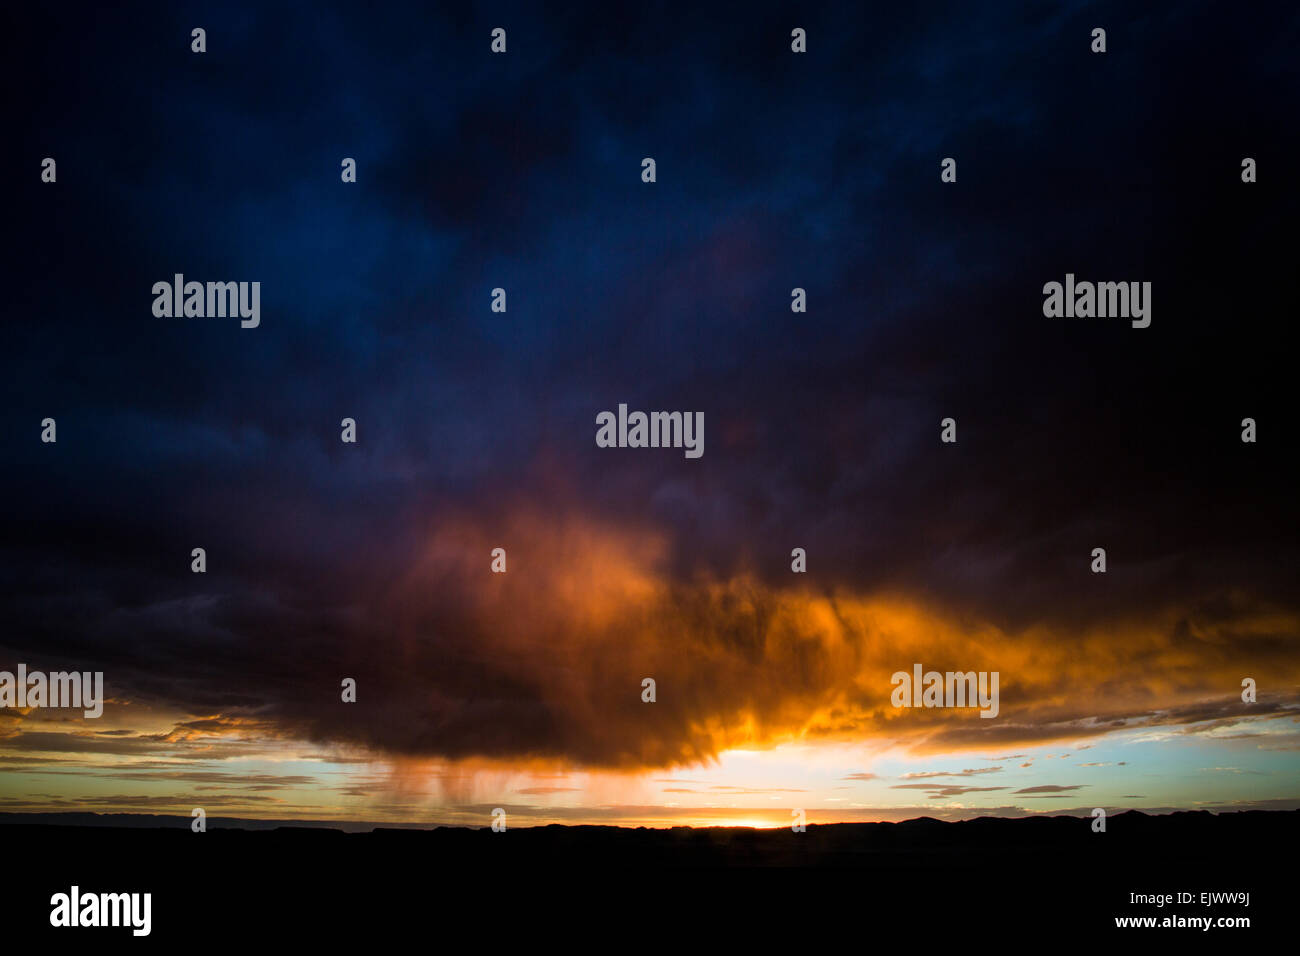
2;809;1288;943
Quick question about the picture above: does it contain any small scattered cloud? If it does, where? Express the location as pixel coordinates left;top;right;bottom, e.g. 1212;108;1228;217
899;767;1002;780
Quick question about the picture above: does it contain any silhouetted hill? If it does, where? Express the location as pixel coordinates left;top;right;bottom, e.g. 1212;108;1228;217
0;809;1285;943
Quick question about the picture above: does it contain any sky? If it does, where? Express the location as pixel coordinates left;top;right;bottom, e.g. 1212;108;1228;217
2;0;1298;827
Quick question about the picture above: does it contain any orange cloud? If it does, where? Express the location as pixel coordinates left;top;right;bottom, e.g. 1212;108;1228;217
253;506;1300;770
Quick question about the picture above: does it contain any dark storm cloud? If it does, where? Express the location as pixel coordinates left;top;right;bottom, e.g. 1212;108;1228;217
3;1;1298;770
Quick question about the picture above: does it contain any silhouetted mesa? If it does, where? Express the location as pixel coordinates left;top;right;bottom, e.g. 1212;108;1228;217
1;810;1287;941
